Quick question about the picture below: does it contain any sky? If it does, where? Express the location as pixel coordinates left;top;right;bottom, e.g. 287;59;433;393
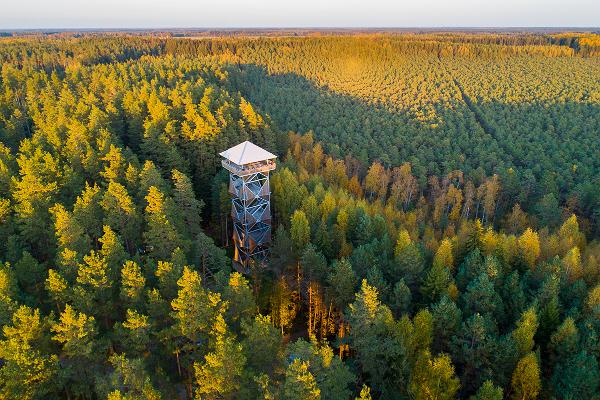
1;0;599;29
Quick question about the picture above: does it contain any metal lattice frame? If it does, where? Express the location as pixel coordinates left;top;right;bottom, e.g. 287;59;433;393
229;171;272;270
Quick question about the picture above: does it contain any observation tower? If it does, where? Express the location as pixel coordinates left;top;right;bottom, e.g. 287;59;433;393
220;141;277;271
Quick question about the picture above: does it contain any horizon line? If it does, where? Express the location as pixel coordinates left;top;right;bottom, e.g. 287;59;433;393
2;26;599;31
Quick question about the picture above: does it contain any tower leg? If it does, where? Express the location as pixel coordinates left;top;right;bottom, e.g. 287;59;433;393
229;171;272;273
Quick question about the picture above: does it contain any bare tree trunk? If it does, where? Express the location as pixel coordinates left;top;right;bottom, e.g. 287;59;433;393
308;283;313;337
225;217;229;247
406;188;414;210
187;370;193;400
176;349;182;377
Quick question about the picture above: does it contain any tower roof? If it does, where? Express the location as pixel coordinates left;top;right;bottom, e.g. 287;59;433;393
220;141;277;165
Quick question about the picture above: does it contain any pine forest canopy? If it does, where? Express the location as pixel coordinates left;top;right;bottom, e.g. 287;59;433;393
0;31;599;400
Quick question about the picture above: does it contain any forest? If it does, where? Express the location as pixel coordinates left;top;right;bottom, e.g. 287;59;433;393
0;32;599;399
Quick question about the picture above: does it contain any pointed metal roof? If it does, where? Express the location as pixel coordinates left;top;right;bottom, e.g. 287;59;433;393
220;141;277;165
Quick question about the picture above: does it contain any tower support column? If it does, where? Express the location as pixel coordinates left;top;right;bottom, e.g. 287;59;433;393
229;171;272;270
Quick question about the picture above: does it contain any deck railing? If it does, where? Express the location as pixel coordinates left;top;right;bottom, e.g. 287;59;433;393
221;159;276;176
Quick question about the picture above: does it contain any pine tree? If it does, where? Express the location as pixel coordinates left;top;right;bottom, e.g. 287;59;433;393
120;260;146;307
286;338;355;400
281;359;321;400
171;267;225;343
348;280;399;395
146;288;169;327
14;250;45;299
463;273;504;320
558;214;583;251
0;262;17;325
512;307;538;357
355;385;372;400
434;238;454;270
0;306;58;400
586;283;600;318
470;380;503;400
10;148;59;259
51;304;99;396
100;354;162;400
193;231;229;279
548;317;579;367
511;352;541;400
421;264;451;305
390;279;412;317
394;229;412;257
241;314;284;376
222;272;256;329
239;96;263;129
171;169;204;239
100;144;126;182
291;210;311;255
169;267;226;394
301;244;328;283
413;309;434;354
50;203;90;255
73;182;104;241
0;144;14;195
270;277;298;334
504;203;529;235
502;271;527;324
327;258;358;310
409;351;460;400
432;296;462;354
194;314;246;399
551;350;599;399
254;374;276;400
101;181;139;252
301;195;321;229
455;249;484;290
466;220;484;252
99;225;128;278
534;194;561;229
74;250;112;318
452;314;497;393
271;168;307;222
314;220;334;260
138;160;170;197
350;211;373;247
119;309;151;356
143;186;182;260
51;304;97;358
393;242;425;289
518;228;540;270
0;197;12;254
155;260;183;301
365;266;390;301
537;295;560;347
46;269;70;310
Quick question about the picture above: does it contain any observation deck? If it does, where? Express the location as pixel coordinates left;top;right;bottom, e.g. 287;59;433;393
220;141;277;176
